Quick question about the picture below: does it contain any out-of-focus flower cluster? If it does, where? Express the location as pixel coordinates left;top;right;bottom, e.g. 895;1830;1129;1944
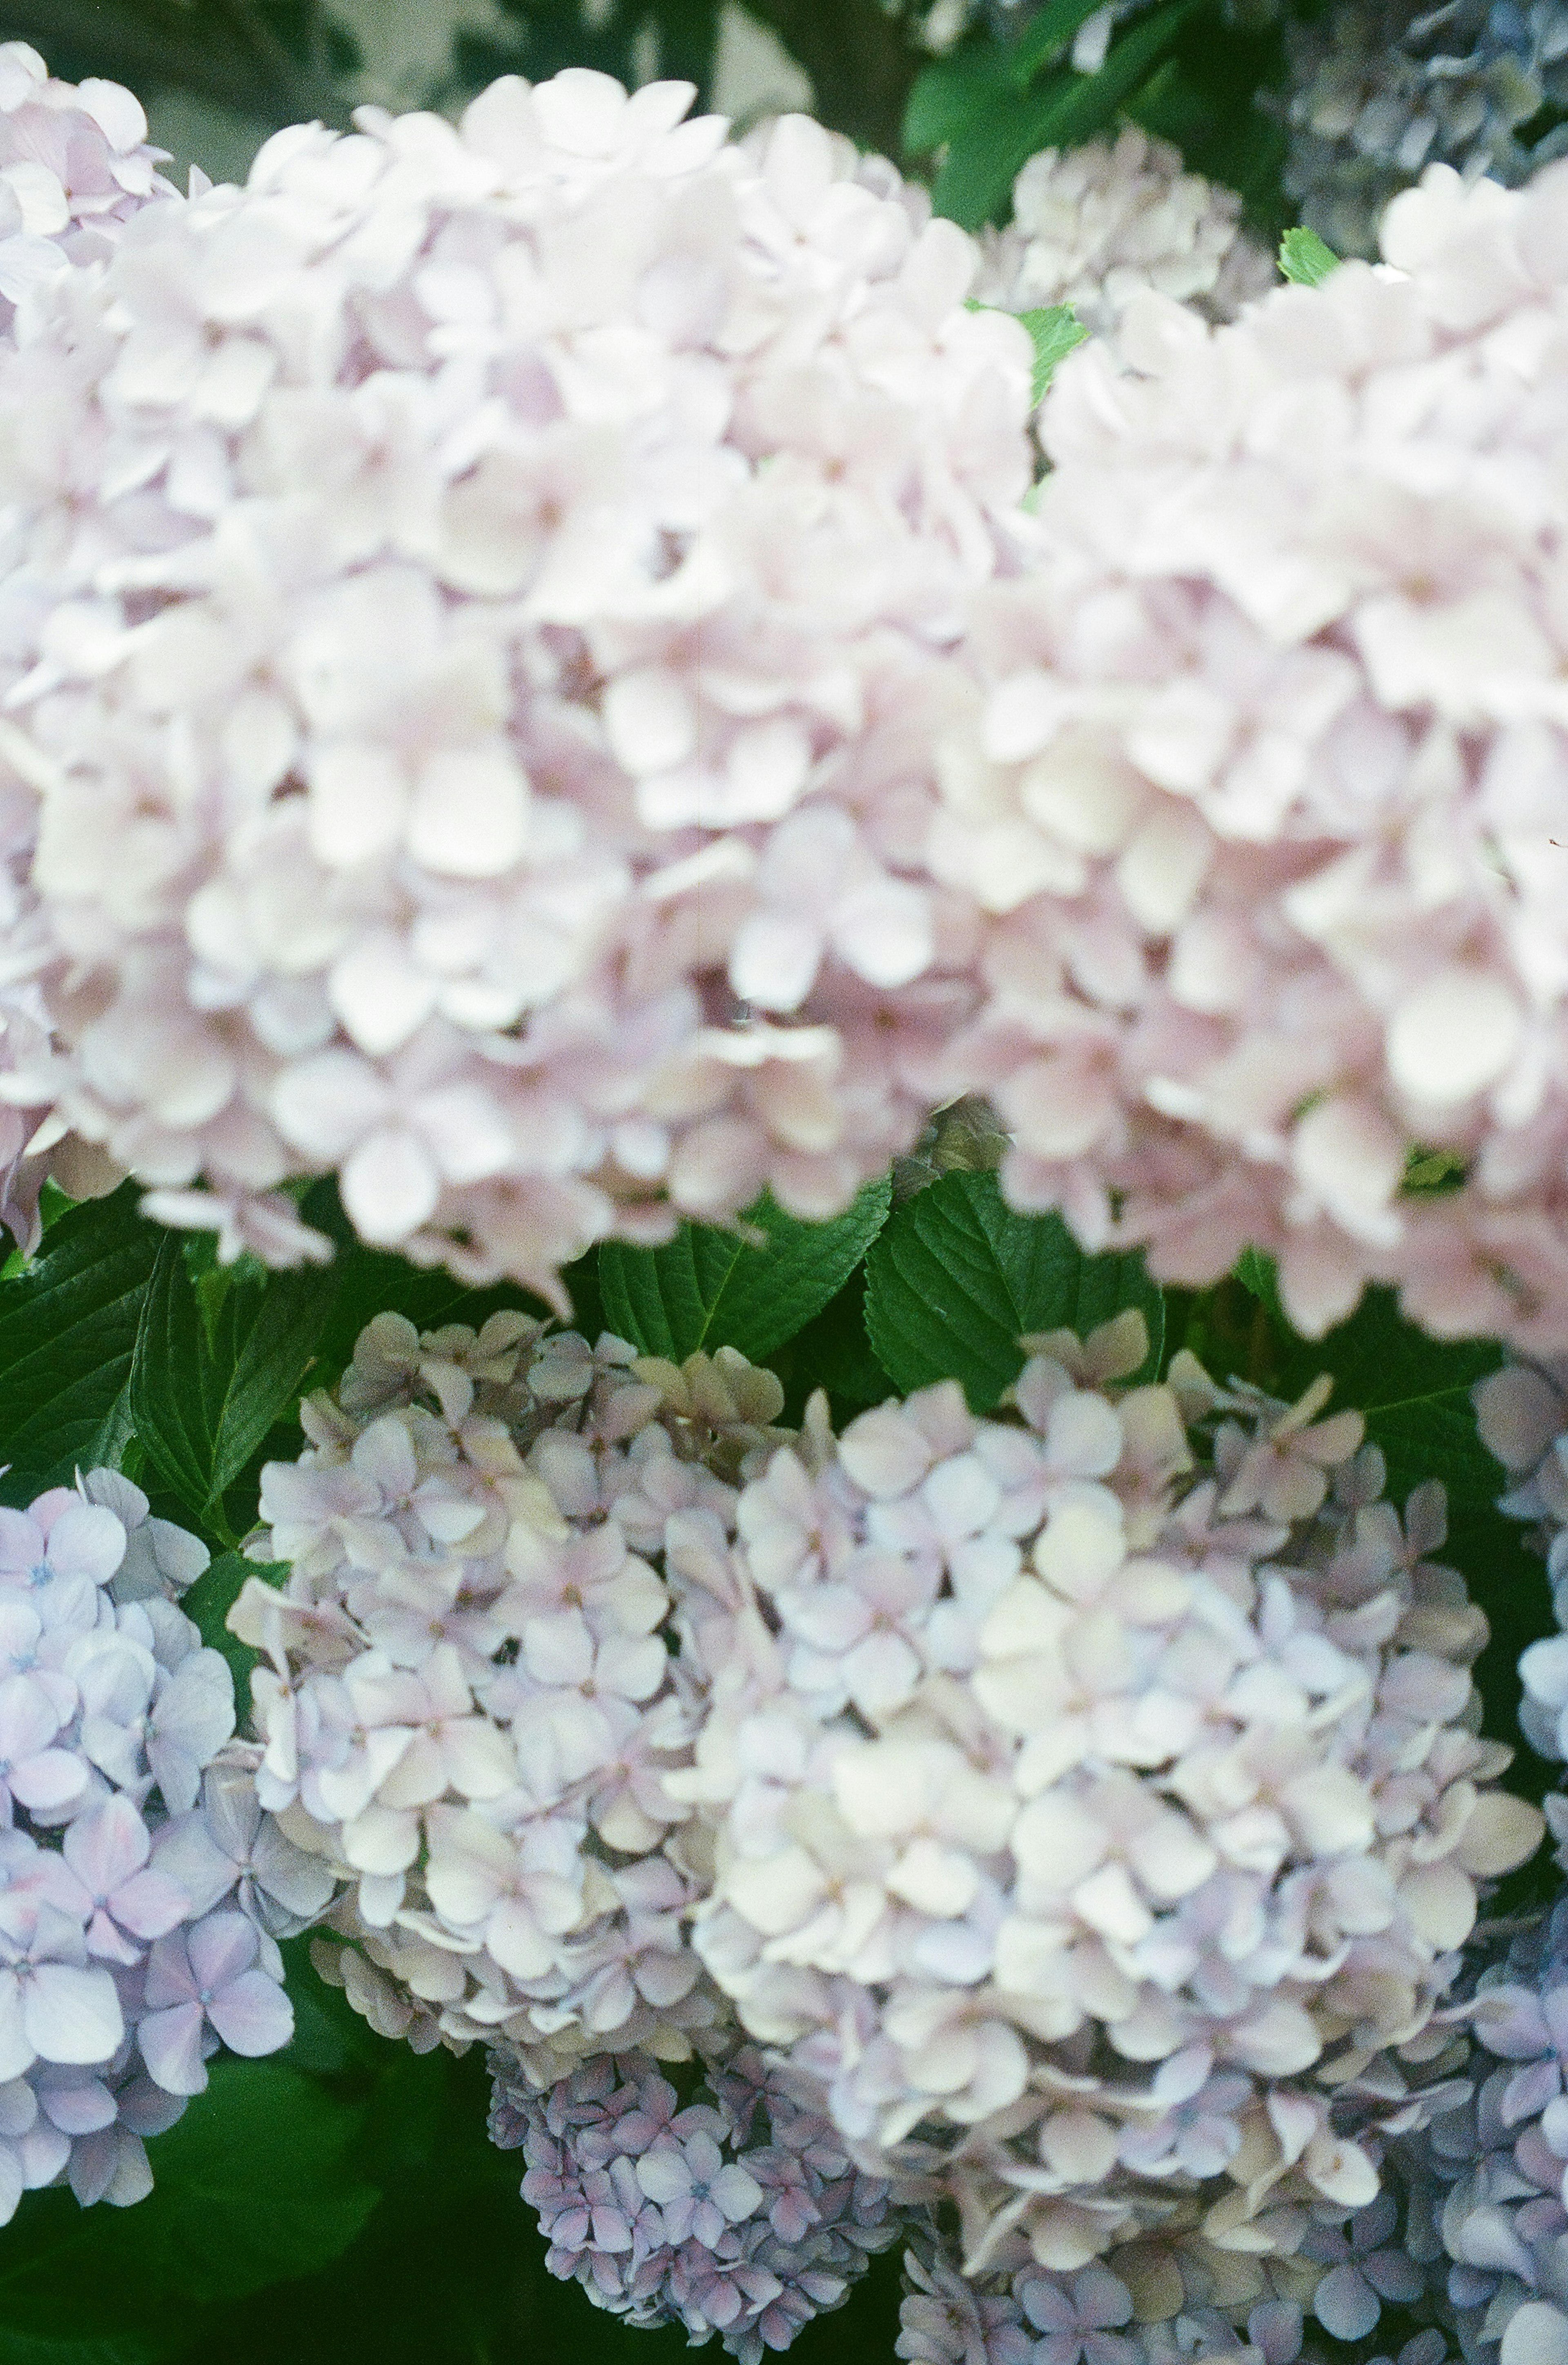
250;1301;1539;2351
929;158;1568;1349
0;1466;306;2221
685;1309;1539;2296
1280;0;1568;260
975;130;1275;346
489;2041;900;2358
0;69;1037;1297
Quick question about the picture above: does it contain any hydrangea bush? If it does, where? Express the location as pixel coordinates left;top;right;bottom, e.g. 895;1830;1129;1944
0;28;1564;2365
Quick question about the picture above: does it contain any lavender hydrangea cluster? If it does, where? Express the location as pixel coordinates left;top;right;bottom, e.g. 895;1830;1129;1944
974;129;1275;345
489;2042;900;2358
0;1467;304;2219
246;1298;1540;2352
0;69;1037;1295
931;158;1568;1350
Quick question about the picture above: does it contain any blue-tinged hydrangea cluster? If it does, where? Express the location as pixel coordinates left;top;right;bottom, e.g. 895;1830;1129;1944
1280;0;1568;254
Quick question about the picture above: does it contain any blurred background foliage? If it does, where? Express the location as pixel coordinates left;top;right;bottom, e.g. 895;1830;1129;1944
0;0;1298;232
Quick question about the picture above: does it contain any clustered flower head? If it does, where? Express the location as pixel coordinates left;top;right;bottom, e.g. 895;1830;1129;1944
489;2041;900;2358
0;67;1036;1296
975;129;1275;347
0;43;170;1255
253;1300;1539;2352
240;1303;795;2076
0;1466;303;2220
682;1311;1539;2307
1417;1897;1568;2365
1280;0;1568;260
929;157;1568;1348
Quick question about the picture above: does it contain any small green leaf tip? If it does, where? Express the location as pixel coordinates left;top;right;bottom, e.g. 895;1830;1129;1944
1278;225;1342;287
1018;303;1089;405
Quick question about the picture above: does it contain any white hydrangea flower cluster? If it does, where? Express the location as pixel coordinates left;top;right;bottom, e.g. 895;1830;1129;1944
0;42;171;1256
0;1467;301;2221
0;69;1037;1296
237;1304;799;2076
489;2041;900;2359
931;156;1568;1349
974;129;1275;348
680;1312;1541;2292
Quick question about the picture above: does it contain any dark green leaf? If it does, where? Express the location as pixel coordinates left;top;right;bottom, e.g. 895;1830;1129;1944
0;2063;377;2326
0;1184;160;1503
129;1238;334;1524
904;44;1016;152
597;1180;893;1366
866;1172;1164;1410
1018;302;1088;403
1278;224;1341;286
766;1267;895;1424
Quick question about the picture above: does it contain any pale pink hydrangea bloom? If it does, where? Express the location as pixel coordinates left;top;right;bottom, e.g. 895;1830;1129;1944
0;69;1035;1297
936;158;1568;1348
679;1318;1539;2289
974;129;1275;350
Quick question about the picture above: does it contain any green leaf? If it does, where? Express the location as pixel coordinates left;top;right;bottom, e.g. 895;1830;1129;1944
129;1239;334;1525
904;44;1016;152
1007;0;1145;82
865;1172;1164;1410
933;0;1204;227
0;2064;378;2327
1018;303;1088;403
1278;224;1341;286
0;1185;161;1503
598;1180;893;1367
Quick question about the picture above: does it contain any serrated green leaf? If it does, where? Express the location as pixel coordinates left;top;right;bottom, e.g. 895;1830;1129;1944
1278;224;1341;286
598;1180;893;1366
766;1267;895;1423
1018;303;1088;403
0;1185;161;1503
865;1172;1164;1410
933;0;1203;227
129;1240;334;1526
